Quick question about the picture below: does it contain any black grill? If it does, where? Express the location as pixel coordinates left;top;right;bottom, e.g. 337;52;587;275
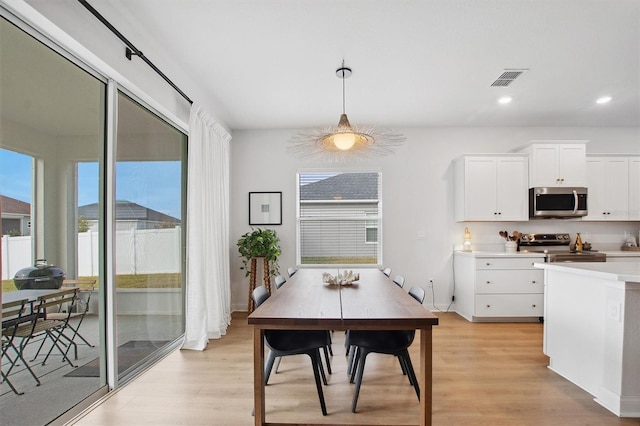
14;259;65;290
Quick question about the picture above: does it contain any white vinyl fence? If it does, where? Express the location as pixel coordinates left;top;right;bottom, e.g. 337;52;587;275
1;227;182;280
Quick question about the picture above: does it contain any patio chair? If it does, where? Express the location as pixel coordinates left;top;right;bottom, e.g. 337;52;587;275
47;280;96;350
12;288;79;369
2;298;40;393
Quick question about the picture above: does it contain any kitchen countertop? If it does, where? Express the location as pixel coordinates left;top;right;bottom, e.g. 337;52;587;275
540;258;640;418
455;250;640;258
534;261;640;283
601;250;640;257
454;250;545;258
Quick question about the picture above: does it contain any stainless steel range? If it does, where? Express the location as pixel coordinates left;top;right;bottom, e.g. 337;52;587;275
518;233;606;262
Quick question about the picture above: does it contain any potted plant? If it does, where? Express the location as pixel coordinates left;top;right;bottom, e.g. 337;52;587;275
237;228;281;278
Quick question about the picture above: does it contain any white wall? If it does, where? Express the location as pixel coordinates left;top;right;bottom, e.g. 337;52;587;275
6;1;640;312
230;126;640;311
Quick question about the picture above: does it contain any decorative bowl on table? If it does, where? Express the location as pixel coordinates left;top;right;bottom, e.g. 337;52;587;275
322;271;359;286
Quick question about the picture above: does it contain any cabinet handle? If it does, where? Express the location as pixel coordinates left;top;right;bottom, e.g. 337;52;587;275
532;280;536;284
486;262;491;266
498;212;502;215
486;305;491;308
532;304;537;308
486;281;491;284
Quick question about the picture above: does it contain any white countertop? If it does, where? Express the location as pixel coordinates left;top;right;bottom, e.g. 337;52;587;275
454;250;545;258
534;261;640;283
601;250;640;257
455;250;640;258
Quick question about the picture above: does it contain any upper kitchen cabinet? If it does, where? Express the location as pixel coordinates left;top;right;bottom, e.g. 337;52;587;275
519;142;587;187
584;156;629;221
455;154;529;221
630;157;640;220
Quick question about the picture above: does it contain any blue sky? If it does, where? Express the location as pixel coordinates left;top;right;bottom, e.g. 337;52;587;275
1;149;182;219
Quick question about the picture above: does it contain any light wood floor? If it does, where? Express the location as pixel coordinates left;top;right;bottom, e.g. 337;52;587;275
72;312;639;426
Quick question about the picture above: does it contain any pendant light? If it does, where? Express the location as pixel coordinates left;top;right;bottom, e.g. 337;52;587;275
288;61;405;162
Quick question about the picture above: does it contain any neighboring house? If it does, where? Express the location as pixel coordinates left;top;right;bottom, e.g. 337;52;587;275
78;200;181;232
1;194;31;236
299;172;379;261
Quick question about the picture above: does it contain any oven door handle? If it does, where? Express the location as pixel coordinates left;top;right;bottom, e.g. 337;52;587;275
573;189;578;213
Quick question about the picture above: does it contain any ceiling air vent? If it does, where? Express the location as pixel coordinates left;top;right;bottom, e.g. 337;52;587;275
491;69;528;87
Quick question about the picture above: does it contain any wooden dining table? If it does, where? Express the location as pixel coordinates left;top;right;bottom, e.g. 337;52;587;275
247;268;439;426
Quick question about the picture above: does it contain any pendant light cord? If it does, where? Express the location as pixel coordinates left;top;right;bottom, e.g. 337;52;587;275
341;60;347;114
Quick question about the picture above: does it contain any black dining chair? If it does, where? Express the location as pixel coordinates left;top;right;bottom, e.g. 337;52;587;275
345;273;404;367
252;285;329;415
347;285;426;413
392;274;405;288
274;275;287;289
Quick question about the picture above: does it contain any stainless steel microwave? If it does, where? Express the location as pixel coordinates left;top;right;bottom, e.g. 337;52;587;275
529;187;588;219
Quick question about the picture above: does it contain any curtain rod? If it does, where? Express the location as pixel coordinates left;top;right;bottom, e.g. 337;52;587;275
78;0;193;105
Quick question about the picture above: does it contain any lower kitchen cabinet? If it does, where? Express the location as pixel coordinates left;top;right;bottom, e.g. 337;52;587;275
454;251;545;322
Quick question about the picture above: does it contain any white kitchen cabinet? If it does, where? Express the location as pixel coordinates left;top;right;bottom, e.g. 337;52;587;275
520;142;587;187
629;157;640;220
584;156;629;221
454;155;529;221
454;252;545;322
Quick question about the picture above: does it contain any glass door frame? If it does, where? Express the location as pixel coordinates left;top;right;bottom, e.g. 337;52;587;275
1;4;188;422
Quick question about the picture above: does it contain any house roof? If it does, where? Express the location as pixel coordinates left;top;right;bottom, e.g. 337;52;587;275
300;173;378;201
0;195;30;215
78;200;180;223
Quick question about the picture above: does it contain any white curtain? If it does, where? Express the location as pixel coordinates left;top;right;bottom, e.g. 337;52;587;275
182;103;232;350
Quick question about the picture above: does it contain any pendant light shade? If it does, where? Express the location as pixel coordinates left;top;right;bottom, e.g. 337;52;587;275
289;62;405;162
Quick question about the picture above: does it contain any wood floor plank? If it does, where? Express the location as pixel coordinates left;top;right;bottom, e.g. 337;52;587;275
72;312;638;425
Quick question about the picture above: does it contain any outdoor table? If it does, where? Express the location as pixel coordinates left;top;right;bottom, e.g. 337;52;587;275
2;289;61;326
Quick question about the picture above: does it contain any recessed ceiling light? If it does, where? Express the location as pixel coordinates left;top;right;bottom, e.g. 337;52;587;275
498;96;512;104
596;96;612;104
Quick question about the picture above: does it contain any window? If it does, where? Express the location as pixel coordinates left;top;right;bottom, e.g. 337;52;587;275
365;212;378;244
297;172;382;266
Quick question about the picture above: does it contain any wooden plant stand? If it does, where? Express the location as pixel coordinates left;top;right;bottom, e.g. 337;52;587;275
247;256;272;313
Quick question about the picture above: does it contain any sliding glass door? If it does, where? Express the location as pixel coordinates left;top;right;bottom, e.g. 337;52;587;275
0;15;106;425
0;13;187;424
114;92;186;379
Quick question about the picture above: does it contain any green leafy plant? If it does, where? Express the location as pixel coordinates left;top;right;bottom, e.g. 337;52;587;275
237;228;281;277
78;215;91;232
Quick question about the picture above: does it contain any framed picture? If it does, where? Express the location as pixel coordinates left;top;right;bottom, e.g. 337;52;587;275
249;192;282;225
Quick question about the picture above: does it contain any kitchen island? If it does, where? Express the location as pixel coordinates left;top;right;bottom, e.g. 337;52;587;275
534;261;640;418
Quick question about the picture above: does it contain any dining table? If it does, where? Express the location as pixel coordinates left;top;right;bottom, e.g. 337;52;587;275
2;289;62;305
247;268;439;426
